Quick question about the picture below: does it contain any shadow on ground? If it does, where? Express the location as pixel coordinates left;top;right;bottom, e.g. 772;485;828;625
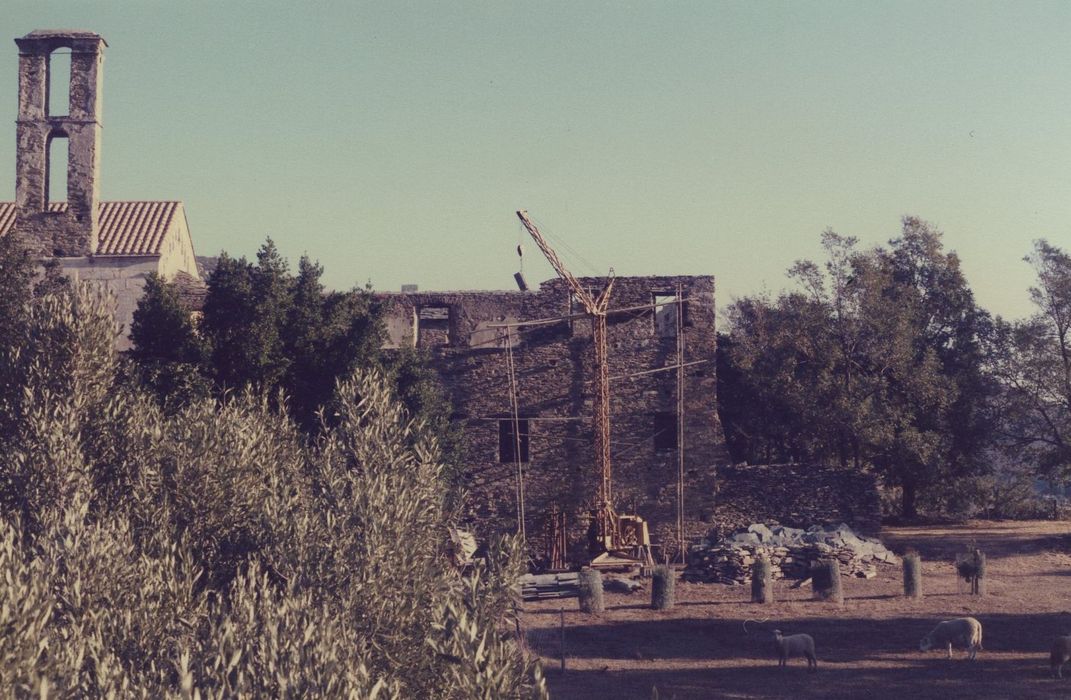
530;612;1071;700
543;658;1064;700
882;522;1071;560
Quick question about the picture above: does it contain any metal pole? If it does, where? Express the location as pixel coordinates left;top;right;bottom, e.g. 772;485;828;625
506;326;526;542
676;283;686;563
593;311;614;550
559;606;566;674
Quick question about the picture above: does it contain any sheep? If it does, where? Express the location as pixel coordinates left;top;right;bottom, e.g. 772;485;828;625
919;617;983;660
773;629;818;672
1051;635;1071;678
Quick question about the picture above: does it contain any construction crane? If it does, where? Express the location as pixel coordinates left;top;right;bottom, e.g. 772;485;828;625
515;210;652;567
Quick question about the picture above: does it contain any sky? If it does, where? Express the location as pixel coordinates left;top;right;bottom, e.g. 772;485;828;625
3;1;1069;323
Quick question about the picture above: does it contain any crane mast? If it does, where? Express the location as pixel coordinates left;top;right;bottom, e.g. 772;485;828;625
516;210;617;554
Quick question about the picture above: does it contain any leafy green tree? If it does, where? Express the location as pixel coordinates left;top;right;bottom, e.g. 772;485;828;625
722;218;992;517
133;240;382;429
128;272;210;405
991;240;1071;482
387;345;463;475
201;240;293;392
872;219;995;516
719;292;839;464
131;239;460;443
281;255;382;430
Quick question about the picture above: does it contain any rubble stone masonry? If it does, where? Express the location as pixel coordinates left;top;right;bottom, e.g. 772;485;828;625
710;463;882;538
15;30;105;257
380;276;728;564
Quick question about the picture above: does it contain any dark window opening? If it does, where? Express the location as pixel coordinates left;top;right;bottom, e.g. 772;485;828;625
499;418;530;463
48;49;71;117
653;293;690;337
47;135;69;204
418;304;451;329
653;412;678;451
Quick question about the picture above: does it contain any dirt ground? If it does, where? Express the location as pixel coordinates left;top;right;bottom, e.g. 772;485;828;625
521;520;1071;699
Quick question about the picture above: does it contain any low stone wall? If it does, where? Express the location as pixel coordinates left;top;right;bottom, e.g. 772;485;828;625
709;464;882;538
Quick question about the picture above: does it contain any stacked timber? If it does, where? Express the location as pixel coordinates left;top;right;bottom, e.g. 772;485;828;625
519;572;580;600
682;522;897;584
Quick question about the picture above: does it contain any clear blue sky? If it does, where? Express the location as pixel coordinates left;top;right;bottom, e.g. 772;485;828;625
3;1;1069;322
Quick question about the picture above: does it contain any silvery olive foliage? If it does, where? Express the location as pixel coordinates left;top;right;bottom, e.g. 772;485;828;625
0;280;546;698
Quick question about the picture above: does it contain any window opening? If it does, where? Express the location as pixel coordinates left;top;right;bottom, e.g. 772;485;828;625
48;135;69;204
415;304;453;347
653;412;678;451
48;49;71;117
499;418;530;463
653;293;689;337
418;305;451;329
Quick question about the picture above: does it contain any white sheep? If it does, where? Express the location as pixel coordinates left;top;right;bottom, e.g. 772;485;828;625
773;629;817;672
919;617;983;660
1051;635;1071;678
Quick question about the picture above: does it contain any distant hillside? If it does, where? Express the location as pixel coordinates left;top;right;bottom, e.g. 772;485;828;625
196;256;219;279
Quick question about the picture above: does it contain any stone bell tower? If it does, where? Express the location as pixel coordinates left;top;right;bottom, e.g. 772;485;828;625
14;30;106;257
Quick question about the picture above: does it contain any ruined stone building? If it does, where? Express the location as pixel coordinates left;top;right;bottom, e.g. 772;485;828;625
380;276;885;563
1;30;201;349
380;276;730;563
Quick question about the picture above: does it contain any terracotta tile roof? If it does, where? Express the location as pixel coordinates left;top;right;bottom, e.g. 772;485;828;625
0;201;182;256
97;201;182;255
0;202;14;237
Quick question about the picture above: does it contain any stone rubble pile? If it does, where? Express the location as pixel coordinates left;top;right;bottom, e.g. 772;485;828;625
682;522;898;585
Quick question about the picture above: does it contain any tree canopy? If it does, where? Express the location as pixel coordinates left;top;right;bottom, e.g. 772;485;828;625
720;218;994;516
130;239;449;441
990;240;1071;482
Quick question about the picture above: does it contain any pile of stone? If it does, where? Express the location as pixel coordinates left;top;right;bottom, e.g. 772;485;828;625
682;522;898;585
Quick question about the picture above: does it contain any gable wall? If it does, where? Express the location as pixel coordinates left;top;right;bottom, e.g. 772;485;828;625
156;209;200;281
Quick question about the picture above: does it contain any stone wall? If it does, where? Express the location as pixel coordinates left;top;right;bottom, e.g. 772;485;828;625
709;463;882;538
379;276;729;566
60;256;158;350
15;31;105;257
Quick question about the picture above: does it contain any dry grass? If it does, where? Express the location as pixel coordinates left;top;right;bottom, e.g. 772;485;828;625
523;520;1071;699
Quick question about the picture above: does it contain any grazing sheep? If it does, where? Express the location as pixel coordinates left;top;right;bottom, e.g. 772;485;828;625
1051;636;1071;678
773;629;818;672
919;617;983;660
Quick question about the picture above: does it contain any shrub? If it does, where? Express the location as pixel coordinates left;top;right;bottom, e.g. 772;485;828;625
0;281;547;697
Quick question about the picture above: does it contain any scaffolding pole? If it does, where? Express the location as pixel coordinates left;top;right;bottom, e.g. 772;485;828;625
675;283;686;563
506;326;526;542
485;298;688;329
